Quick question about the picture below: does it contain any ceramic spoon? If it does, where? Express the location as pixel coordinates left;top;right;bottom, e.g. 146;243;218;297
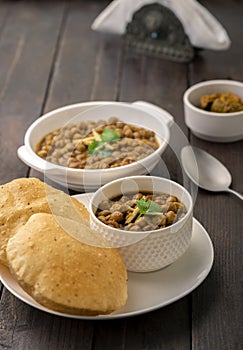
180;145;243;200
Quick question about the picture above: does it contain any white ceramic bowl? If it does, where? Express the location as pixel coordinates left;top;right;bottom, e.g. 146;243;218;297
18;101;173;191
89;176;193;272
183;80;243;142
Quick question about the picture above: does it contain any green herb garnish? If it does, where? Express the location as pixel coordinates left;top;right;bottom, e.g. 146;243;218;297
88;140;103;155
136;198;162;217
101;128;120;143
88;128;120;157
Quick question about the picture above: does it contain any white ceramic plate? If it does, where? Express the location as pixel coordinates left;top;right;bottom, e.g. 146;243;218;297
0;194;214;320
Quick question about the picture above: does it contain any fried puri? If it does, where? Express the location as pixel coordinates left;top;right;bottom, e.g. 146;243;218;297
6;213;127;315
0;178;90;266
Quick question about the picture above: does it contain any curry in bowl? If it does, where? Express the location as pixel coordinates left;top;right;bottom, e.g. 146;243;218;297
35;117;159;170
199;92;243;113
95;191;187;232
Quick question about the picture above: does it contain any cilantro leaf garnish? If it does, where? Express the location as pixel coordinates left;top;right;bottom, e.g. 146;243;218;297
136;198;150;215
136;198;162;217
147;200;162;214
88;141;103;155
88;127;120;157
101;128;120;143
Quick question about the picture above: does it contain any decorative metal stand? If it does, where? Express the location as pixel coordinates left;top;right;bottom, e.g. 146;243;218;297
123;3;195;63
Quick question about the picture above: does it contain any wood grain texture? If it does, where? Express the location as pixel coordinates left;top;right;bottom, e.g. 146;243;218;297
189;2;243;350
0;0;66;184
43;0;115;113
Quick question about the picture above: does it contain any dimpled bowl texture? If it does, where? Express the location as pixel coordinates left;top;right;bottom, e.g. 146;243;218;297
17;101;173;191
183;79;243;142
89;176;193;272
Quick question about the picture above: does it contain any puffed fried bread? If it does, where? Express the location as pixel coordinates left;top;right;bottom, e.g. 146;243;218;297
6;213;128;315
0;177;90;266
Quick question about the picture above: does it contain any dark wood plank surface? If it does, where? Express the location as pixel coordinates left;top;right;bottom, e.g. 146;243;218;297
0;1;242;349
188;2;243;350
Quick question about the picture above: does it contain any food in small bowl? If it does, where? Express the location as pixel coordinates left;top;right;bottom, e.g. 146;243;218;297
95;191;187;232
199;92;243;113
89;176;193;272
183;79;243;142
18;101;173;191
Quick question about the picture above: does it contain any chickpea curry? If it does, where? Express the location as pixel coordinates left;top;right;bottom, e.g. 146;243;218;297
35;117;159;169
95;191;187;232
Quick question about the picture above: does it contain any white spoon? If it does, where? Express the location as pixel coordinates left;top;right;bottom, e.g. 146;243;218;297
181;145;243;200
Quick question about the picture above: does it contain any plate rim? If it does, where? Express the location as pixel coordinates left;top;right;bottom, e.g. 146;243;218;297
0;193;214;320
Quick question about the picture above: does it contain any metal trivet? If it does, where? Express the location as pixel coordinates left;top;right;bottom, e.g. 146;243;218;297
123;3;195;63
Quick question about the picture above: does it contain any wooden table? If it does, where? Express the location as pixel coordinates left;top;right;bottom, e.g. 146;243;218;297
0;1;242;349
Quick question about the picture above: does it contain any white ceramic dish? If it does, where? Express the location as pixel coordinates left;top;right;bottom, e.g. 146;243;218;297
0;190;214;319
183;79;243;142
17;101;173;191
89;176;193;272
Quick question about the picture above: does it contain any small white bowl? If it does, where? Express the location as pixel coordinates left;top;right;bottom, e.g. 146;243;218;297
183;80;243;142
89;176;193;272
17;101;173;191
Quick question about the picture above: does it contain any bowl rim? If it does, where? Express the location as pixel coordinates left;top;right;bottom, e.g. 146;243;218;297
89;175;193;235
183;79;243;117
23;101;171;174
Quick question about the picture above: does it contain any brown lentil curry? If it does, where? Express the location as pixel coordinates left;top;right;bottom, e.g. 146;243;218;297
95;191;187;232
35;117;159;169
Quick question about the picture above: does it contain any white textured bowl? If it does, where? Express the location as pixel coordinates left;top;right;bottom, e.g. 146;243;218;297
89;176;193;272
183;80;243;142
18;101;173;191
